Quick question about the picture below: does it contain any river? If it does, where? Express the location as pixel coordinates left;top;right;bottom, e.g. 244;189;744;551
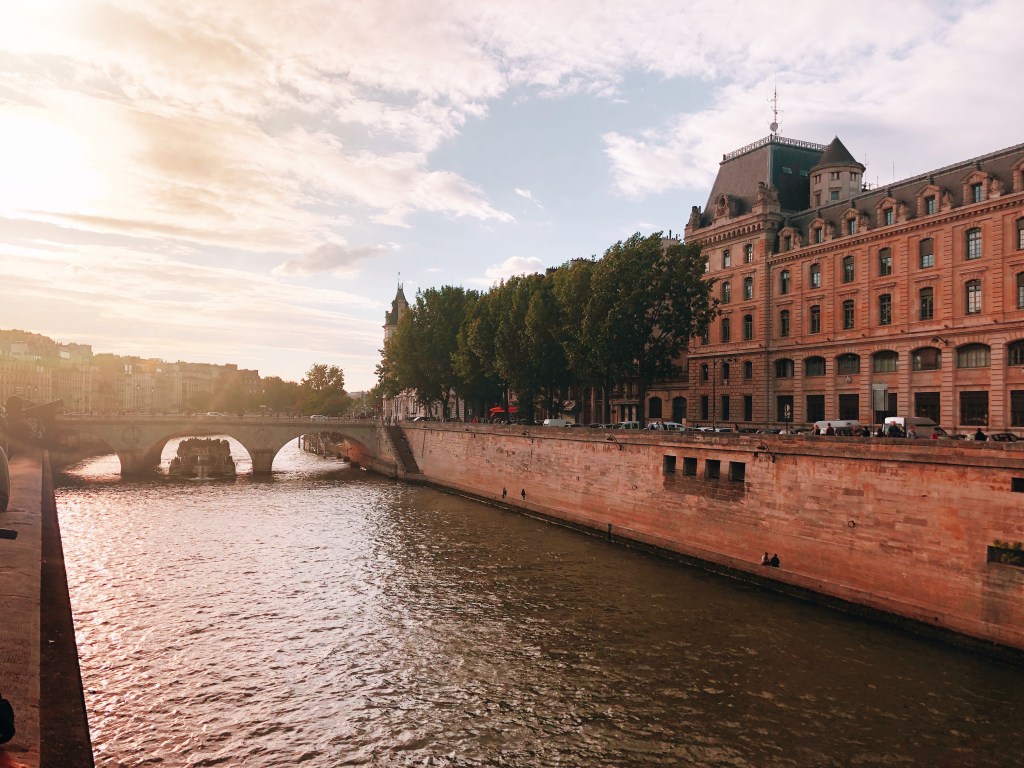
55;438;1024;767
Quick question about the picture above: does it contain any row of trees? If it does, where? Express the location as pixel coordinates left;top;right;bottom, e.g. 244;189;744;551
373;232;717;425
193;364;350;416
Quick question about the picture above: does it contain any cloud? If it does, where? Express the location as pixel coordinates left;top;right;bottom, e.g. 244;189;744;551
466;255;546;286
515;188;542;208
274;241;393;276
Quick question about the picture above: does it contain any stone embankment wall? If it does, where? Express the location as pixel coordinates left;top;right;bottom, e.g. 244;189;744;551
403;424;1024;654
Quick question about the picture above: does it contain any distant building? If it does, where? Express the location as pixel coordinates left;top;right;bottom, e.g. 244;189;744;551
382;283;417;422
640;131;1024;432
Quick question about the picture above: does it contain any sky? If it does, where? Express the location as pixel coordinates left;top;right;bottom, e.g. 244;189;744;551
1;0;1022;391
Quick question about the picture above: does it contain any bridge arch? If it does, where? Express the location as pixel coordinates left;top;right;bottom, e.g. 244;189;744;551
53;417;383;477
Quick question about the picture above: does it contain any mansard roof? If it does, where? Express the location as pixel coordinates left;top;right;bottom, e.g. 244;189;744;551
697;135;828;226
814;136;864;170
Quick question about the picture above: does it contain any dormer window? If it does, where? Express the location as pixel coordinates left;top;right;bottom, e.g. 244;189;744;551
971;183;983;203
883;208;894;225
925;195;936;214
846;218;858;236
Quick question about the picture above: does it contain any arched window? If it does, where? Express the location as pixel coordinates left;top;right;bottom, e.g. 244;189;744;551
919;237;934;269
809;304;821;333
912;347;941;371
721;281;731;303
966;279;982;314
966;227;982;260
879;294;892;325
672;397;687;422
957;344;990;368
779;309;790;337
873;350;898;373
1007;340;1024;366
837;353;860;374
780;269;790;294
920;287;934;320
721;317;731;342
743;276;754;300
743;314;753;340
1017;273;1024;310
648;397;663;419
774;358;794;378
804;356;826;377
810;263;821;288
744;243;753;263
842;255;855;282
842;299;855;329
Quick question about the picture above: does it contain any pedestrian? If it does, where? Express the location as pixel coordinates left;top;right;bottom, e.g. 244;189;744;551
908;425;917;438
825;423;835;436
974;427;988;441
761;552;770;566
521;488;526;500
769;553;780;568
812;424;821;435
502;487;507;499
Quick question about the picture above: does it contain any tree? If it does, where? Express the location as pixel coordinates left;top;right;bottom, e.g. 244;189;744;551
258;376;302;414
300;363;349;415
589;233;717;426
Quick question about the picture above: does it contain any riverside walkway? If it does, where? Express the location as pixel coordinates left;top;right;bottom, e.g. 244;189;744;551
0;450;93;768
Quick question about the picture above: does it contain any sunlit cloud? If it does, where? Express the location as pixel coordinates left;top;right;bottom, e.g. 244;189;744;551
274;242;395;276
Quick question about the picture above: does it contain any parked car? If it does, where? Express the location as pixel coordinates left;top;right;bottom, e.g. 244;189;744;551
410;415;435;422
988;432;1020;442
617;421;640;429
542;418;571;427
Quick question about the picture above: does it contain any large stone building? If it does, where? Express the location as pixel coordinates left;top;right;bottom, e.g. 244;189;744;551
639;132;1024;433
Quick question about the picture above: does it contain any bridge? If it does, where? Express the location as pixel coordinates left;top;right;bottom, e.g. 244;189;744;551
52;415;412;478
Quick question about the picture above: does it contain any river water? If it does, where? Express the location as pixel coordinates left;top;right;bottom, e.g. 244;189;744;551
55;438;1024;767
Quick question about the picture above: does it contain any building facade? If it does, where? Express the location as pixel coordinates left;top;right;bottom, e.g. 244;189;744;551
646;133;1024;433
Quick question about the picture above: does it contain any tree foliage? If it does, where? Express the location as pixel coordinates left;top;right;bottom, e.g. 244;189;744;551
300;363;349;415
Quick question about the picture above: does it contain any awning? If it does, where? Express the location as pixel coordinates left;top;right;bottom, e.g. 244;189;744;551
489;406;519;415
562;400;577;411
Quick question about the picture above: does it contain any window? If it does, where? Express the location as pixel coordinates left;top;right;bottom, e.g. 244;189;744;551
842;299;855;329
960;391;989;426
847;218;858;236
775;358;794;378
701;363;709;381
831;190;840;202
883;208;894;225
912;347;941;371
966;279;982;314
830;171;841;181
648;397;663;419
971;182;983;203
879;294;892;325
1018;218;1024;250
919;238;934;269
851;172;860;183
721;362;731;381
700;396;709;420
722;250;731;268
743;314;753;340
780;269;790;294
783;235;792;251
966;228;982;260
1017;274;1024;310
782;167;792;175
809;304;821;334
916;391;940;422
810;263;821;288
743;361;753;379
957;343;990;368
879;247;892;276
744;394;753;421
705;459;721;480
920;287;934;320
1014;392;1024;428
925;195;936;215
842;255;855;282
814;227;823;243
873;350;898;373
683;457;698;476
806;394;825;422
704;259;710;273
779;309;790;337
721;317;731;342
838;394;860;421
744;243;753;263
805;356;826;376
728;461;745;483
1008;340;1024;366
721;395;730;421
721;281;731;303
837;353;860;375
663;455;676;474
672;397;687;422
815;192;822;207
700;328;709;345
743;276;753;300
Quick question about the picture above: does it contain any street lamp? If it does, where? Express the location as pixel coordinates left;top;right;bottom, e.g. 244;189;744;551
710;356;737;430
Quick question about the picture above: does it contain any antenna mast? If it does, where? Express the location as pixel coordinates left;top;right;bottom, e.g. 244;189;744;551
769;81;780;137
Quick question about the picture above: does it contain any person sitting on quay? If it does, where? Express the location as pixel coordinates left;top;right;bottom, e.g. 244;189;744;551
761;552;770;566
824;423;835;436
769;554;781;568
974;427;988;441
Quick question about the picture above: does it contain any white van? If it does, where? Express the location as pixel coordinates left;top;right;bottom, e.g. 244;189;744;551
542;418;571;427
813;419;863;436
883;416;948;438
